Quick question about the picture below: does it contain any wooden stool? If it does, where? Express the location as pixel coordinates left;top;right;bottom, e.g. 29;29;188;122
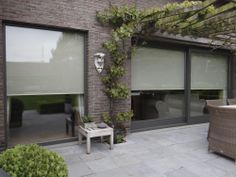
78;124;113;154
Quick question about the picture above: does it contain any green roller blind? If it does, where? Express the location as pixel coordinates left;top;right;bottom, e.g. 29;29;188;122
131;47;185;91
6;26;84;96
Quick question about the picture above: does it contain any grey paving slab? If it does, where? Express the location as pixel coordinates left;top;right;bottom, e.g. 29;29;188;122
68;161;93;177
204;156;236;174
85;157;117;173
64;153;82;165
165;167;198;177
145;157;183;175
122;162;160;177
94;167;130;177
185;161;229;177
47;123;236;177
79;152;106;162
112;153;141;167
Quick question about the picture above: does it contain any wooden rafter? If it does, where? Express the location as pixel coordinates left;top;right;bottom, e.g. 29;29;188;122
189;2;236;29
150;0;236;48
98;0;236;50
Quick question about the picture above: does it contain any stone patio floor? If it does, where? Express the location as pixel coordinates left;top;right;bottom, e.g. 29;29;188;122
47;123;236;177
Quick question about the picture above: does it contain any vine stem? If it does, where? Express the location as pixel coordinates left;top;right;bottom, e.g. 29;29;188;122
109;98;115;127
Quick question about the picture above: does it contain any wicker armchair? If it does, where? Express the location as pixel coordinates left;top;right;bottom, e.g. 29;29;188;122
207;105;236;162
206;99;225;106
227;98;236;105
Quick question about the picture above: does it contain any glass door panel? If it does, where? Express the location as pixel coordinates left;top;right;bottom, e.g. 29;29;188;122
190;52;228;117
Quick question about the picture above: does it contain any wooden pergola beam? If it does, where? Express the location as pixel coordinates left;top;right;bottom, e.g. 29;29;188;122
184;0;217;22
141;4;202;23
189;11;235;30
165;0;217;28
193;3;235;28
179;2;236;29
140;1;236;49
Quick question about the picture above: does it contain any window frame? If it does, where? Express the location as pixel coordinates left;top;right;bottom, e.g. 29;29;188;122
187;48;232;124
3;21;88;147
131;39;232;131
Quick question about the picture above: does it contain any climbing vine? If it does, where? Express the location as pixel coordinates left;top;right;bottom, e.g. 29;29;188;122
96;0;236;137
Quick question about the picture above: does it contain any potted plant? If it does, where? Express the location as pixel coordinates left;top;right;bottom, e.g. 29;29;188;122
101;112;112;126
80;115;96;128
115;110;134;128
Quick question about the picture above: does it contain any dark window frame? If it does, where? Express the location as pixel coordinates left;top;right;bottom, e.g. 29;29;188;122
2;21;88;147
131;38;233;132
187;48;231;124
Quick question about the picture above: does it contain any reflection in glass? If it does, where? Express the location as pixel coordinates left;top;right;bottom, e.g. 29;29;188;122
190;52;228;117
131;47;185;121
6;26;84;95
8;94;80;146
131;47;185;90
132;90;185;121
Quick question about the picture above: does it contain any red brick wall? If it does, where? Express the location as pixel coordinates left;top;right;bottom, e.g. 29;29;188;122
0;0;179;148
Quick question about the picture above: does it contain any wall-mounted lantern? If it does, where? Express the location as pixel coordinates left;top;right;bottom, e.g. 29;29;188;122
94;52;105;73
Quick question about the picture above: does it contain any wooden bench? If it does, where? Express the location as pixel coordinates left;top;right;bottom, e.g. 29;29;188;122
78;124;113;154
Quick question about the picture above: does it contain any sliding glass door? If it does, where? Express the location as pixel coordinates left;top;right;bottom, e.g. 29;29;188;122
190;51;228;119
131;43;230;131
131;47;186;130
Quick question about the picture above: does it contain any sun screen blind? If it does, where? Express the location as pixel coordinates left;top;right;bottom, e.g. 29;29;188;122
131;47;185;90
191;52;227;90
6;26;84;95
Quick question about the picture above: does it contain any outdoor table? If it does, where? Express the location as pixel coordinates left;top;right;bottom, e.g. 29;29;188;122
78;124;113;154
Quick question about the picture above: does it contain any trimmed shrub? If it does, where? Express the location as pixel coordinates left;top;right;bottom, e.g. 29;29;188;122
0;144;68;177
38;102;65;114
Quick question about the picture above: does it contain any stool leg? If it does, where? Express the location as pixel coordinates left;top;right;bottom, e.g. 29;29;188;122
86;136;91;154
110;132;113;150
101;136;104;143
78;132;82;144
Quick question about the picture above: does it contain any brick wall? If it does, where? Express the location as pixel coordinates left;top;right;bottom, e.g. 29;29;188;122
0;0;178;148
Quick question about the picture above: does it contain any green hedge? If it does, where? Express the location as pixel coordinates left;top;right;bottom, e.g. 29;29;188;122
38;102;65;114
0;144;68;177
12;95;77;110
